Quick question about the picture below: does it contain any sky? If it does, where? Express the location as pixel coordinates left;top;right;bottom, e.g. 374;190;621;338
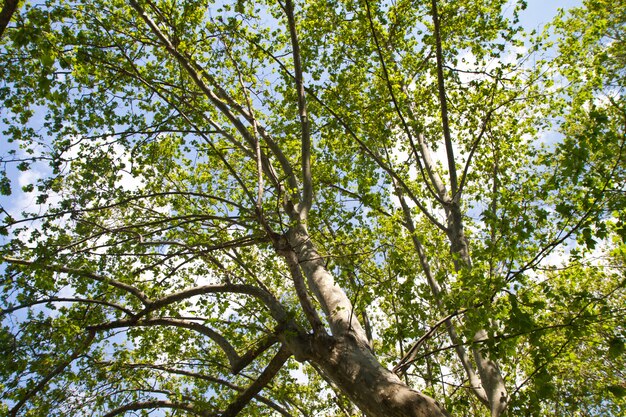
1;0;587;219
521;0;583;30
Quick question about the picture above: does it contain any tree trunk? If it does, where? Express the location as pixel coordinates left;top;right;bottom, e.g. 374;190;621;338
281;225;450;417
308;335;450;417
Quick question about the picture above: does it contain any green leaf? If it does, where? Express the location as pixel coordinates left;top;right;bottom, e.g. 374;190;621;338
0;175;11;196
607;384;626;398
608;338;625;359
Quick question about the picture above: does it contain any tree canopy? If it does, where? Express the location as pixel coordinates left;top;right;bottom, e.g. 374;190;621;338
0;0;624;416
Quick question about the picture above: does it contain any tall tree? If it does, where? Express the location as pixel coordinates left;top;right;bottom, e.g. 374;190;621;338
0;0;623;416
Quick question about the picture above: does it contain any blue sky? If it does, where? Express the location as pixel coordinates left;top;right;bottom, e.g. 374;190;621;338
521;0;583;30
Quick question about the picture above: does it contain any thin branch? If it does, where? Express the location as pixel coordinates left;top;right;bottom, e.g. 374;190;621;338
88;317;241;371
1;297;134;317
285;0;313;219
128;0;298;195
3;257;151;305
241;30;448;232
393;309;467;375
223;38;266;215
364;0;446;205
506;134;626;282
8;331;95;417
391;175;489;405
121;363;293;416
430;0;458;195
101;400;210;417
5;192;244;228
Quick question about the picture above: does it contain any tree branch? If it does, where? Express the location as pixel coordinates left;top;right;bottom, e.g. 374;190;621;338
241;29;448;232
143;283;289;324
128;0;299;196
120;362;294;416
282;247;327;335
284;0;313;219
101;400;210;417
89;317;242;369
221;345;292;417
3;257;151;305
430;0;458;195
393;185;489;405
1;297;134;317
0;0;21;39
364;0;447;206
8;331;95;417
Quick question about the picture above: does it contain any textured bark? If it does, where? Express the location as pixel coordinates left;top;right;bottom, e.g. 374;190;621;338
309;336;450;417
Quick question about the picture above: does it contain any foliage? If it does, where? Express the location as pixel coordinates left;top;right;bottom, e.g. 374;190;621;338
0;0;624;416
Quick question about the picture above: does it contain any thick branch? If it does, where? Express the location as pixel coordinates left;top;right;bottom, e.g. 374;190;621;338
88;317;241;370
282;248;326;335
232;334;280;375
287;226;368;344
221;345;292;417
144;283;289;324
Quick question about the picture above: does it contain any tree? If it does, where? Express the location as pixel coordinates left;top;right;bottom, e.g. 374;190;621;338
0;0;624;416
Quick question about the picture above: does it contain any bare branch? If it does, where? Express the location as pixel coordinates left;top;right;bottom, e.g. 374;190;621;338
281;248;327;335
144;283;289;324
